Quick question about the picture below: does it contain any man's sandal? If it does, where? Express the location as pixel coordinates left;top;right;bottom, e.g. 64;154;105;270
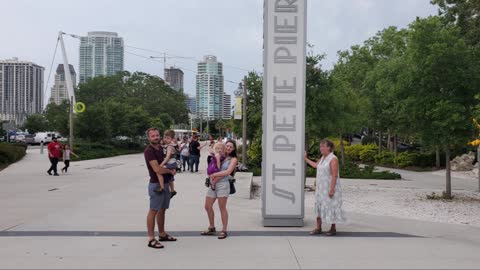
170;191;177;198
218;231;228;239
309;228;323;235
158;234;177;241
200;227;216;235
147;239;164;249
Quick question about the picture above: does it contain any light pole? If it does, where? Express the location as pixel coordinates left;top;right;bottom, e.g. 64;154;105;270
242;77;247;165
58;31;78;149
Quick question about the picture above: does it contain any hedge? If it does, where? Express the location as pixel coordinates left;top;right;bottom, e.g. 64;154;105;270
0;143;27;166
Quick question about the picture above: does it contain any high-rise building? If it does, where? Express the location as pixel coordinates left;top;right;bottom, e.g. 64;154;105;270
0;58;44;125
49;64;76;105
185;94;196;114
223;93;231;119
196;55;224;120
164;67;184;92
79;31;124;84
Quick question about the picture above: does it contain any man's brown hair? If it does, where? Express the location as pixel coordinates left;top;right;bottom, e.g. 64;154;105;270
146;127;159;137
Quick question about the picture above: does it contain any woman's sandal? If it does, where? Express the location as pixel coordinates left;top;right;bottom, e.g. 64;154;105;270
218;231;228;240
200;227;216;235
309;228;323;235
158;234;177;241
147;239;164;249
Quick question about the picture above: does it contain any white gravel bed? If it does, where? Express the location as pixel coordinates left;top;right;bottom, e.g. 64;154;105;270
252;177;480;227
339;185;480;227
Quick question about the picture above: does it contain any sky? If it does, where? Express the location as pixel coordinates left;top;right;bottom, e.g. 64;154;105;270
1;0;438;104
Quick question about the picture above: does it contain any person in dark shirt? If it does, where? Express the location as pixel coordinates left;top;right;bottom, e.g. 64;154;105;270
144;128;178;249
188;134;206;172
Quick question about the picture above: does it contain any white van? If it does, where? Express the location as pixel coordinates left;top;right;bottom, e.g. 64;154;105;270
33;132;59;144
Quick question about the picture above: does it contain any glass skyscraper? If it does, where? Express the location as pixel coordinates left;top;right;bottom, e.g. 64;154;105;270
79;31;124;84
196;55;224;120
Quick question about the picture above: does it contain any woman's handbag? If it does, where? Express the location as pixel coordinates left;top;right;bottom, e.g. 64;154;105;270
229;178;236;194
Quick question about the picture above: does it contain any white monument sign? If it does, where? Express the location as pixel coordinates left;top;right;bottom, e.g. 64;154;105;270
262;0;306;226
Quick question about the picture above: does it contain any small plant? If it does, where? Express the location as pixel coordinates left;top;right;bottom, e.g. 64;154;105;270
426;191;454;200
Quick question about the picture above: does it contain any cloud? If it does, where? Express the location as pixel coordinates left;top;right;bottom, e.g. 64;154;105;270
0;0;438;98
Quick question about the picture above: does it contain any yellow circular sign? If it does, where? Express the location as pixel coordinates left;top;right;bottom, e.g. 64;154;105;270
74;102;86;113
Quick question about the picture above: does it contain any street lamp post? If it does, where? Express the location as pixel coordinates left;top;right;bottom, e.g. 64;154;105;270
242;77;247;165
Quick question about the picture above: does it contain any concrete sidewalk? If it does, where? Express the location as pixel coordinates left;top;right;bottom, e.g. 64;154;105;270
0;146;479;269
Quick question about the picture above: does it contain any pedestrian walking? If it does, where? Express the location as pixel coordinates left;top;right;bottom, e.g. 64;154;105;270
61;144;78;173
46;137;62;176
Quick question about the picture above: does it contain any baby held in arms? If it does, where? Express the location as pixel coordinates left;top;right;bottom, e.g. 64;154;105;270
206;142;225;190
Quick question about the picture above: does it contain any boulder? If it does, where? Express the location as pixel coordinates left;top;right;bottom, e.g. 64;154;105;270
451;152;475;171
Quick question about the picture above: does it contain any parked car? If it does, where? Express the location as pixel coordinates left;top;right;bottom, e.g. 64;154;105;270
14;134;26;143
25;134;35;145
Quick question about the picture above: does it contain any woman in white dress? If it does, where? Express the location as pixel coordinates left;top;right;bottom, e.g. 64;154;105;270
304;139;346;236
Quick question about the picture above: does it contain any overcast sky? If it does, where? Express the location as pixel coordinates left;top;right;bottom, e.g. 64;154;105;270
1;0;438;103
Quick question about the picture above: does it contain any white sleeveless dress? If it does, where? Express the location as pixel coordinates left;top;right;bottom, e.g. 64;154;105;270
315;153;346;224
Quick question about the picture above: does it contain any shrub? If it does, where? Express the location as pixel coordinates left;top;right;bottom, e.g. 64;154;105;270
344;144;364;161
246;138;262;168
374;151;395;165
0;143;27;165
306;166;316;177
394;152;418;168
72;142;143;161
340;162;401;179
327;137;350;150
359;144;378;163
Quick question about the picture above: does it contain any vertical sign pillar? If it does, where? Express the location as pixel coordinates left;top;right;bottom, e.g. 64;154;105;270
262;0;307;226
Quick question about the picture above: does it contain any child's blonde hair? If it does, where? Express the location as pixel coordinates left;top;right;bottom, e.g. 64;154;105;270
214;142;225;154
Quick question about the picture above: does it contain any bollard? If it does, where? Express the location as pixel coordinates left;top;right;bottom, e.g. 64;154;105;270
40;142;44;154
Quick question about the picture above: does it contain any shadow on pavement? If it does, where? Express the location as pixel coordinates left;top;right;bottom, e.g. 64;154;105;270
0;231;422;238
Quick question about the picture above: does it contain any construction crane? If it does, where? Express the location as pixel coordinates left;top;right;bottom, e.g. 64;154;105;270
150;54;192;74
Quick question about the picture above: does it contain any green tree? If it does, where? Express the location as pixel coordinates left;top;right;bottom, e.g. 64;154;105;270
23;114;49;134
44;100;69;136
403;16;480;198
76;103;111;142
432;0;480;46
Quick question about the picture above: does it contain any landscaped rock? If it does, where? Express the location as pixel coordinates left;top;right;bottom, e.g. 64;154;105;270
451;152;475;171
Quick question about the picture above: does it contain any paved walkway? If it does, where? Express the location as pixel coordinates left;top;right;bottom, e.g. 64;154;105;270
0;145;479;269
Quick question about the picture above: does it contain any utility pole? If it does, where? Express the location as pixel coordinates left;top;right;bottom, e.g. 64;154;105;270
242;76;247;165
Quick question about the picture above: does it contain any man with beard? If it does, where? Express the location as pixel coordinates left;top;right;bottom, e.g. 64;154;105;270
47;136;62;176
144;128;178;249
